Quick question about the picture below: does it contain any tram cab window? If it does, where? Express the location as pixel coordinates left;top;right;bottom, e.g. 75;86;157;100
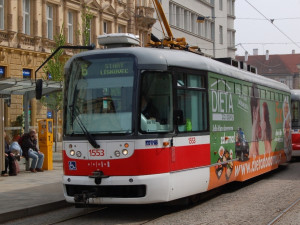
176;73;208;132
140;72;173;133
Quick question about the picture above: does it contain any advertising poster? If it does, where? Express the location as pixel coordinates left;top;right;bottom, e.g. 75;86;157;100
207;73;291;190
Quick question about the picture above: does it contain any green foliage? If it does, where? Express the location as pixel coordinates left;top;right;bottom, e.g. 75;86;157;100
82;5;93;46
43;27;66;82
11;113;24;137
40;27;65;112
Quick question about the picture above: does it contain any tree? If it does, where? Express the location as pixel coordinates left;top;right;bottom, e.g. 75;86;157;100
39;6;94;151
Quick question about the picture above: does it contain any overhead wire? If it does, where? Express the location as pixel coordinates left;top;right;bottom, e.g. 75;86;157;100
244;0;300;50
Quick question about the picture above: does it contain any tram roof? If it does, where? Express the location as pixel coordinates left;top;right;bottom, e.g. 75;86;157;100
65;47;291;93
291;89;300;100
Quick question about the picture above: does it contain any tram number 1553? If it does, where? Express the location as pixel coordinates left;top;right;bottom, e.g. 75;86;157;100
89;149;105;157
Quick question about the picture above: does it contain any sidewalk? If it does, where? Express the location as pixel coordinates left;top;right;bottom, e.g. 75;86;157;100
0;143;70;224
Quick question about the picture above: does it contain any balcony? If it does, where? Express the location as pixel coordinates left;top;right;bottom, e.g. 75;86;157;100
136;6;156;29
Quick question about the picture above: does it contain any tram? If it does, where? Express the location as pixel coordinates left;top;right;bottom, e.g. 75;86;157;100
291;89;300;156
58;33;292;206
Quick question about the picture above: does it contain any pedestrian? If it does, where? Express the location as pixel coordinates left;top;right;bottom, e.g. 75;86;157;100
9;135;23;161
1;132;17;176
20;129;44;173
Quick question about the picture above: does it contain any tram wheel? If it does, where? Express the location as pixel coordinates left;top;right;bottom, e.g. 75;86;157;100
188;194;201;205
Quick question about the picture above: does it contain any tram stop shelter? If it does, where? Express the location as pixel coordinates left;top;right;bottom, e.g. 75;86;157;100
0;78;62;172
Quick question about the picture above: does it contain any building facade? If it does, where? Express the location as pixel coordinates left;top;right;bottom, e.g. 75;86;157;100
236;52;300;90
152;0;236;58
0;0;155;137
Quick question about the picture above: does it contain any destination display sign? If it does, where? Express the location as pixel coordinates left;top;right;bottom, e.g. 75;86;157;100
80;57;134;77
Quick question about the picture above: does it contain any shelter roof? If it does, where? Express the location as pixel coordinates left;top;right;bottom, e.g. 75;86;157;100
0;78;62;98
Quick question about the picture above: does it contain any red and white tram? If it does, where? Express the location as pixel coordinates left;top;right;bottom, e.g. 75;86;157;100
291;89;300;156
59;34;292;206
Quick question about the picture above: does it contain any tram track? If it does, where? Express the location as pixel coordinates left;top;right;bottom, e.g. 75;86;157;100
46;206;108;225
267;197;300;225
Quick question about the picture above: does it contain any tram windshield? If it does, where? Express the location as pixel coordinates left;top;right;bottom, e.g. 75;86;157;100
65;55;135;135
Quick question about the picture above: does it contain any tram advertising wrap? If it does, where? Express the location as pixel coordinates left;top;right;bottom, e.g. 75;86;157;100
208;73;291;189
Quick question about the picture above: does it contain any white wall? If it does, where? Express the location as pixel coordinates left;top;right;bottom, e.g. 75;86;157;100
152;0;236;58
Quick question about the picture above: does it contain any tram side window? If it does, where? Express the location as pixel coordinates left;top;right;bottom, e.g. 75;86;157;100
177;73;208;132
242;85;248;96
292;101;299;128
227;81;234;93
140;71;173;133
261;89;266;99
266;90;270;100
235;83;241;94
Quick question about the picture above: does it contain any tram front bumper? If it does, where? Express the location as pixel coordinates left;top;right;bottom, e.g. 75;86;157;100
62;173;170;205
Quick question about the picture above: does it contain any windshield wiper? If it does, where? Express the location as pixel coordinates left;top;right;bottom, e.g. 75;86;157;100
69;105;100;148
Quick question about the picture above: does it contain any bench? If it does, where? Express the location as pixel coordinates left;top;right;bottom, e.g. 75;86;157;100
18;156;32;172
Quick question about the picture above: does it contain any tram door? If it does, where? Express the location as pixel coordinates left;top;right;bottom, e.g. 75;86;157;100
171;71;208;171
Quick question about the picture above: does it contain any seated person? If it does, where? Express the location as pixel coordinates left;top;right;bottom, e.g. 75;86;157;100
9;136;23;161
1;132;17;176
141;95;159;120
20;129;44;173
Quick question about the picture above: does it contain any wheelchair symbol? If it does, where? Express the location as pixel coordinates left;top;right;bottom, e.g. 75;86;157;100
68;161;77;170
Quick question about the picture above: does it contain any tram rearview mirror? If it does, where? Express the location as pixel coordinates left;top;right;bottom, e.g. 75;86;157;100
174;110;185;125
36;79;43;100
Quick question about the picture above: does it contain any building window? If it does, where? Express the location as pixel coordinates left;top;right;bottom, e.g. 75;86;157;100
219;0;223;10
280;79;286;84
46;5;53;40
227;0;235;16
0;66;5;78
169;3;173;25
219;25;223;44
103;21;111;34
184;10;189;31
118;25;125;33
0;0;4;30
191;14;197;33
103;21;107;34
176;6;181;28
227;30;235;47
23;0;30;35
198;21;203;36
169;2;213;41
68;11;73;44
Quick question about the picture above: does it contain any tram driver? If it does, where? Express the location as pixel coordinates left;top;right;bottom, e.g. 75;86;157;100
141;93;159;121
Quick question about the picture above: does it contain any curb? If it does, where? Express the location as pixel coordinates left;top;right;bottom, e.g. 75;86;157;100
0;200;71;224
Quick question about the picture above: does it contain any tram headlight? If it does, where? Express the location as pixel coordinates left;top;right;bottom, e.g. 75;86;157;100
122;149;128;155
76;151;82;157
114;150;121;157
70;149;75;156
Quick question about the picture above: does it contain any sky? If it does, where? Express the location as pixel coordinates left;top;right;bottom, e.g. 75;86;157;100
235;0;300;56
